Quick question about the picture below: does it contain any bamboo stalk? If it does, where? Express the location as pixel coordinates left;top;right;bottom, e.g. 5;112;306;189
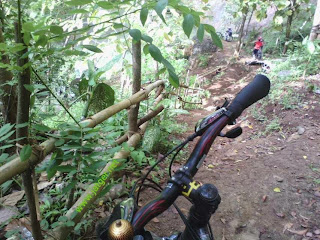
81;80;165;128
137;105;164;126
0;80;165;185
115;92;164;146
47;121;150;240
115;104;164;146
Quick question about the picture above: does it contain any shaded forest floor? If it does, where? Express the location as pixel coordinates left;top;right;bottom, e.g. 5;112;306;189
141;42;320;240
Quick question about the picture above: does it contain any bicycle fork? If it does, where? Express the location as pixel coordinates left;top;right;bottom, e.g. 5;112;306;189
179;183;221;240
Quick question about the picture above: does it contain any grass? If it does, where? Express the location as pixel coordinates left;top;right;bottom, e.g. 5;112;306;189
198;54;210;67
310;164;320;185
264;117;282;135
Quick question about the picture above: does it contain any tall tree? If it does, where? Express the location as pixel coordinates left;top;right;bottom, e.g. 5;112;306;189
15;0;43;238
128;39;141;137
236;6;249;53
310;0;320;41
0;23;17;125
283;0;297;54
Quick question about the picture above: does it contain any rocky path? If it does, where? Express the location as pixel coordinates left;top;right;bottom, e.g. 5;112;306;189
144;41;320;240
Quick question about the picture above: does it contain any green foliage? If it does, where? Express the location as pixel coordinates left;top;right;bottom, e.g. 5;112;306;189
198;54;210;67
183;14;195;38
89;83;115;112
0;0;222;235
142;126;162;153
264;117;282;135
20;145;32;162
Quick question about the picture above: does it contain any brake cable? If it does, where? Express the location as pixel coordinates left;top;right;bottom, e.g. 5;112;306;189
131;132;198;203
142;179;207;240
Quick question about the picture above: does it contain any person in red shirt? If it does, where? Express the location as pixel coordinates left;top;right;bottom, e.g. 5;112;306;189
253;37;264;60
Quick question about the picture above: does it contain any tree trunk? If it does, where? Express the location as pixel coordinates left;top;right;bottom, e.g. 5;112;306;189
283;0;297;54
310;0;320;41
128;40;141;137
245;9;254;35
15;11;43;240
236;8;248;54
0;24;17;125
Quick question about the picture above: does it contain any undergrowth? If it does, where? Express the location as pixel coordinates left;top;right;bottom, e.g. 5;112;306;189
249;39;320;135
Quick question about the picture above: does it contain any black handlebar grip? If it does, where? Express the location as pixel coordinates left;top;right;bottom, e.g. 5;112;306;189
227;74;270;121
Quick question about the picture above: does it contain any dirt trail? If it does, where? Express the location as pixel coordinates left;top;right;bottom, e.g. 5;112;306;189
142;41;320;239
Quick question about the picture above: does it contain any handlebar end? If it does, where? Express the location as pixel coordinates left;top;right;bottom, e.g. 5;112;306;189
226;74;270;121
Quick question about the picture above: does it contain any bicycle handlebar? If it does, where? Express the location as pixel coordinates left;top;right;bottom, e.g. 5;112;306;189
227;74;270;121
132;74;271;235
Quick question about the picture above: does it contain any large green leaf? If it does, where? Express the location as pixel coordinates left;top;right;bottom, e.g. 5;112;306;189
20;145;32;162
22;22;36;32
0;123;15;138
168;70;179;88
203;24;215;33
82;45;103;53
0;145;14;151
46;150;63;180
162;59;175;72
197;24;204;42
155;0;168;23
156;68;166;78
65;0;92;6
89;83;115;112
23;33;31;45
24;84;35;93
97;1;114;9
210;31;223;49
149;44;163;62
129;29;142;41
33;124;51;132
141;34;153;43
131;151;146;166
182;14;195;38
50;26;64;35
140;8;149;26
0;130;15;142
143;44;150;55
35;35;48;47
56;165;77;173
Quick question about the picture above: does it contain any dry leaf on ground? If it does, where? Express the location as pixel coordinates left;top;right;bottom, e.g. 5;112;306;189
283;223;293;233
0;191;25;206
37;179;54;191
287;228;308;236
5;218;32;232
274;187;281;193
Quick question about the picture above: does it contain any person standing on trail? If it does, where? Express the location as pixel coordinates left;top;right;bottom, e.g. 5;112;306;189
225;28;232;41
253;36;264;60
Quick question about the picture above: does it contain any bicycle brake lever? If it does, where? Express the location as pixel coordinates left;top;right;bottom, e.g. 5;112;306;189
220;126;242;138
195;108;227;134
215;98;229;110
